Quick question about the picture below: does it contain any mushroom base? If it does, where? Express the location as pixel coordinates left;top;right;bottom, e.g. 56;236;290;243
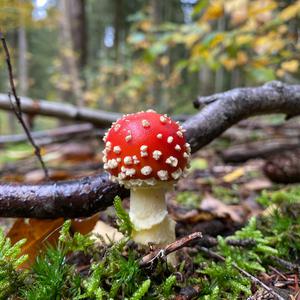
132;215;175;246
129;183;175;246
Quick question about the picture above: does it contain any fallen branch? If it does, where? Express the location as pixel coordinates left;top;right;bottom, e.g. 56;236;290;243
186;81;300;153
0;94;189;127
270;255;300;273
221;138;300;163
0;173;129;218
0;123;105;146
0;93;122;127
0;81;300;218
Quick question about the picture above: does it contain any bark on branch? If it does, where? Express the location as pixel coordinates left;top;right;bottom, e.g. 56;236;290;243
0;173;129;218
0;94;188;126
0;81;299;218
0;93;122;127
0;123;105;146
186;81;300;153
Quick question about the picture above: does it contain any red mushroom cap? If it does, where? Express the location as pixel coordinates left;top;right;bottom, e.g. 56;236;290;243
102;110;191;187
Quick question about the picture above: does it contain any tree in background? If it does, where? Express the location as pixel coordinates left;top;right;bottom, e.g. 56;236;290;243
0;0;300;120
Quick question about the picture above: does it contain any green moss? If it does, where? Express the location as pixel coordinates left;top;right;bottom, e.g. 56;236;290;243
212;185;239;204
176;191;202;208
114;196;133;236
0;230;28;299
257;186;300;259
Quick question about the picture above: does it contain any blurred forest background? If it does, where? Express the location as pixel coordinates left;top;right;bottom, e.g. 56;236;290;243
0;0;300;135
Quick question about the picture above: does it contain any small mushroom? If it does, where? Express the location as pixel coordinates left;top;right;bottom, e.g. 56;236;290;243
103;110;191;247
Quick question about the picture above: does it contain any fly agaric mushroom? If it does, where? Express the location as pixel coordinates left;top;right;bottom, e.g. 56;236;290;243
102;110;191;246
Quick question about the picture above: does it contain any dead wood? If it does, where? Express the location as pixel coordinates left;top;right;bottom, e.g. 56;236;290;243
0;81;299;218
0;173;129;218
221;138;300;163
0;123;106;146
0;93;122;127
0;94;189;127
187;81;300;153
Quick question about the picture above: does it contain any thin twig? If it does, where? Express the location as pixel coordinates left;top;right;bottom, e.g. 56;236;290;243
139;232;202;267
198;246;286;300
0;32;49;180
270;256;300;273
198;235;257;248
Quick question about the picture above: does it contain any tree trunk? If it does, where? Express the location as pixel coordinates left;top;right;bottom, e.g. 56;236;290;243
114;0;123;63
18;20;28;96
150;0;163;110
69;0;87;70
58;0;85;107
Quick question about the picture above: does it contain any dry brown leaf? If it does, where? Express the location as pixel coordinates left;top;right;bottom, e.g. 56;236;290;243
200;194;244;223
171;207;215;223
71;213;100;235
61;143;95;162
243;178;272;192
7;218;64;268
24;169;71;183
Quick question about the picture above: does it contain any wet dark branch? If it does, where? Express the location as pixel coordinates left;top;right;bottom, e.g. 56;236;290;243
0;173;129;218
185;81;300;153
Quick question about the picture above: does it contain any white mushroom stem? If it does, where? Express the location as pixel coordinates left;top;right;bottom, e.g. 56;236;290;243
129;183;176;246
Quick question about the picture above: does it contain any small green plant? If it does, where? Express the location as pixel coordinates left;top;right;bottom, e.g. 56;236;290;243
192;217;278;299
114;196;133;236
258;187;300;259
59;219;94;253
21;246;82;300
199;257;251;300
160;274;177;298
188;185;300;299
220;217;278;273
0;229;28;299
130;278;151;300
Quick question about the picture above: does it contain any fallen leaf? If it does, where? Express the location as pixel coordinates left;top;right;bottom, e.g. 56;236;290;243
223;167;245;183
24;169;71;183
170;205;215;223
71;213;100;235
243;178;272;192
200;194;244;223
7;218;64;268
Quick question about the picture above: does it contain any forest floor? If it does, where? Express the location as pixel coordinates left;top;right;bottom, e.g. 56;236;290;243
0;117;299;299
